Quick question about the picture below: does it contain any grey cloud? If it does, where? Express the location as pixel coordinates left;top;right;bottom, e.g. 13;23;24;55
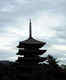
52;25;65;40
0;0;65;23
0;50;16;60
0;0;66;63
0;0;65;30
42;35;66;49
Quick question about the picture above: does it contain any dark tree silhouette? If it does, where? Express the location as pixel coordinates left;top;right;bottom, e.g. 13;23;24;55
47;55;58;67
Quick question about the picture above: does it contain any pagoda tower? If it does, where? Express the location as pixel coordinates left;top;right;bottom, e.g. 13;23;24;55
16;20;47;65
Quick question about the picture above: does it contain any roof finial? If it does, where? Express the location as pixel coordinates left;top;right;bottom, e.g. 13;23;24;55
29;19;32;38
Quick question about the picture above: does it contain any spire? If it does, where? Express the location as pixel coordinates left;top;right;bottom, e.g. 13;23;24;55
29;19;32;38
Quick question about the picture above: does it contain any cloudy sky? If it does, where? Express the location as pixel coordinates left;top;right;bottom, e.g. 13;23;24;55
0;0;66;64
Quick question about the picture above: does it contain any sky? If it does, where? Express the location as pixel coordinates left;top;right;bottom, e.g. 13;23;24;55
0;0;66;64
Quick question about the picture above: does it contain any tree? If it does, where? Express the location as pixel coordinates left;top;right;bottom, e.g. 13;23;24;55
47;55;58;67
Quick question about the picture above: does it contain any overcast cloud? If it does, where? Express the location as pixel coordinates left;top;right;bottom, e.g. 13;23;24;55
0;0;66;64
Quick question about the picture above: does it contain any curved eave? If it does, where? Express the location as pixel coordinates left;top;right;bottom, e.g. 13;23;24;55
17;42;46;48
16;50;47;55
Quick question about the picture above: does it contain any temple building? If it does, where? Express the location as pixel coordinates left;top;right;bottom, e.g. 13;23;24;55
16;20;47;65
0;20;65;80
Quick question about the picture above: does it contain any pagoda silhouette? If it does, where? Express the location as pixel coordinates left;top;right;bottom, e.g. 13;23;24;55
0;20;65;80
16;20;47;65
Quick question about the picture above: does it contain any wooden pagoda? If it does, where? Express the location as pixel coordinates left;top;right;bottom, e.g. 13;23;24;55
16;20;47;65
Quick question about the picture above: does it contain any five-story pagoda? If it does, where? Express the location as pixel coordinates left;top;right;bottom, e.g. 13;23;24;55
16;20;47;65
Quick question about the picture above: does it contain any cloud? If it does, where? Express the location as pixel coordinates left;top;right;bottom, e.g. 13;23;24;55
8;56;18;61
0;0;66;64
52;45;66;51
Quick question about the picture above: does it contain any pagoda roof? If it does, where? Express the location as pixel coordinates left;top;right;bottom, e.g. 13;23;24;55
21;37;45;45
17;37;46;48
17;49;47;55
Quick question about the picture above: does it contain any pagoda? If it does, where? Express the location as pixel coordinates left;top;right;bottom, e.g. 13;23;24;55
16;20;47;65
